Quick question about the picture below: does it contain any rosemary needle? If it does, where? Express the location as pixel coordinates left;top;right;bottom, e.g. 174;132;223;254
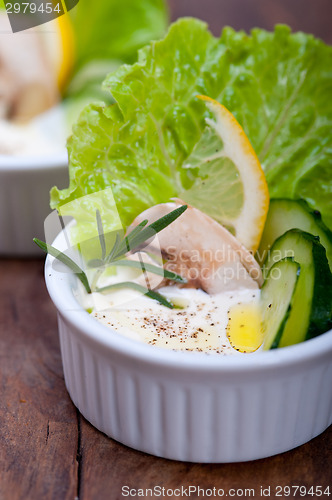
33;205;188;308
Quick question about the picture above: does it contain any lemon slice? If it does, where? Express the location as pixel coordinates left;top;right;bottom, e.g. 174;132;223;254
39;14;75;90
180;95;269;253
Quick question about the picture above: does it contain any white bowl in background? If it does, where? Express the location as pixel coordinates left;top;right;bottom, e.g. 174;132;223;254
0;152;68;255
44;228;332;463
0;107;69;256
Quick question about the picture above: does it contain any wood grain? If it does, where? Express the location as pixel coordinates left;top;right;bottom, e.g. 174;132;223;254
0;260;331;499
1;2;332;499
78;414;332;500
0;260;78;500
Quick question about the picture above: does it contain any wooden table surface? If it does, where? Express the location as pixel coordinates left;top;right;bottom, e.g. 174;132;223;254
0;260;331;499
1;1;332;499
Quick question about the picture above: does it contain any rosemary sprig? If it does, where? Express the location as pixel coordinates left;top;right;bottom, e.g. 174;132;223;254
113;205;187;259
34;205;187;308
106;232;122;264
112;259;186;283
111;219;148;260
33;238;91;293
96;209;106;260
96;282;174;309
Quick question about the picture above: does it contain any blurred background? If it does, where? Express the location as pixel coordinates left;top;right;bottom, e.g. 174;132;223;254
169;0;332;44
60;0;332;113
0;0;331;156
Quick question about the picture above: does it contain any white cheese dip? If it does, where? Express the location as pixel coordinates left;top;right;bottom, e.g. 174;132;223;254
0;120;55;156
89;285;260;355
0;106;67;156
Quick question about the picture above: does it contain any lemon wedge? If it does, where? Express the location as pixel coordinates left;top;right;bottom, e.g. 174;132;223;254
39;14;75;90
181;95;269;253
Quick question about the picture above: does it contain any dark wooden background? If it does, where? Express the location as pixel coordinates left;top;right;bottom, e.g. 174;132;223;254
1;1;332;499
169;0;332;44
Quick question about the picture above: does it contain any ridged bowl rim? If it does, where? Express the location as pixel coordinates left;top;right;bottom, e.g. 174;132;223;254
44;228;332;374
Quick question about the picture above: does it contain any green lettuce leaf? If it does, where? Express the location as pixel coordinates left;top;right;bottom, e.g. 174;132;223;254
64;0;168;104
70;0;168;68
51;18;332;232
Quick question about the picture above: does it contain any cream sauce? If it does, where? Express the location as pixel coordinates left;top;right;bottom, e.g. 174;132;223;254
88;283;260;355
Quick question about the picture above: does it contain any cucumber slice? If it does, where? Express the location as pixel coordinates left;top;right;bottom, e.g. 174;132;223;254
261;258;300;350
264;229;332;347
257;199;332;270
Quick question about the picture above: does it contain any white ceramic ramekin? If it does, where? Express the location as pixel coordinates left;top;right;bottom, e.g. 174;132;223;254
44;229;332;463
0;152;68;256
